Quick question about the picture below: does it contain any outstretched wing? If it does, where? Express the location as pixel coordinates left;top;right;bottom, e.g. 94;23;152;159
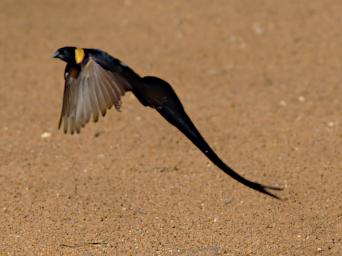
59;57;132;134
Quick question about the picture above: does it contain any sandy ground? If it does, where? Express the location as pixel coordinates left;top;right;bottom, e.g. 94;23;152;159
1;0;341;255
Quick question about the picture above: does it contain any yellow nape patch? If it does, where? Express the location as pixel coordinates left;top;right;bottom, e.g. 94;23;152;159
75;48;85;64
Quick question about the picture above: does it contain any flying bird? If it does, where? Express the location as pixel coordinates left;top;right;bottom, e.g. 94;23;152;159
53;46;282;198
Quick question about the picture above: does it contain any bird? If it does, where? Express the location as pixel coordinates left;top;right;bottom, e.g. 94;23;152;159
53;46;282;199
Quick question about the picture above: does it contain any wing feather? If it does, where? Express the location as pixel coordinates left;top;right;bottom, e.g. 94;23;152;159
58;57;131;134
88;75;100;122
103;74;121;108
81;79;92;125
93;76;107;117
93;66;113;110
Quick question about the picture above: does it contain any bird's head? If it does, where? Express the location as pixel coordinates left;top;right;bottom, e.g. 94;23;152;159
53;46;86;65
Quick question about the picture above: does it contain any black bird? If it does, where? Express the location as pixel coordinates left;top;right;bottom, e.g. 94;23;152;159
53;46;282;198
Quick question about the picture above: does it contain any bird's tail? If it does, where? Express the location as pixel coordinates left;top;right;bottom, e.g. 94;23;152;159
157;105;282;199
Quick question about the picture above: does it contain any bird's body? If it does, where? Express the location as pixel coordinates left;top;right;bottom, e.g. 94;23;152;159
53;46;281;198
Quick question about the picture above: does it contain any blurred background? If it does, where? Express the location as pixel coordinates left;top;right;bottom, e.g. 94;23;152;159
0;0;341;255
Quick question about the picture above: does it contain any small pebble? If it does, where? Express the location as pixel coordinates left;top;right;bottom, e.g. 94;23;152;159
298;96;305;102
279;100;287;107
253;23;264;35
327;122;334;127
40;132;51;139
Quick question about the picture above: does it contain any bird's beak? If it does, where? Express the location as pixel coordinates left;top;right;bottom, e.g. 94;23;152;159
52;51;60;58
